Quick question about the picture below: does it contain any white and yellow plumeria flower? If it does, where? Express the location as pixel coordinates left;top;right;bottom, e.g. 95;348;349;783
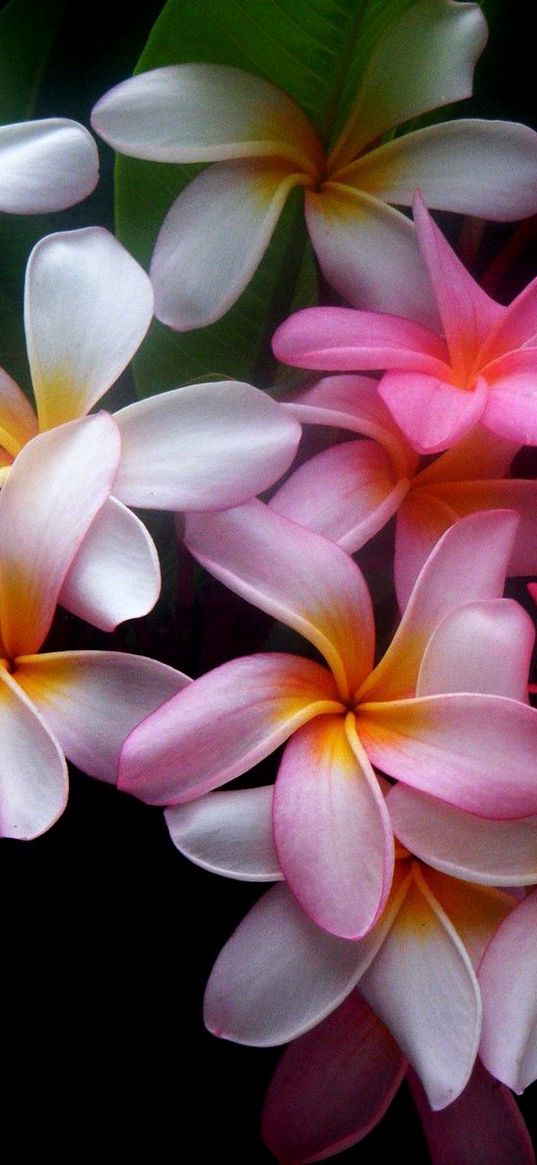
0;118;98;213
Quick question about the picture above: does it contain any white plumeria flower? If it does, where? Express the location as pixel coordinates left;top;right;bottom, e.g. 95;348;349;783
0;118;99;214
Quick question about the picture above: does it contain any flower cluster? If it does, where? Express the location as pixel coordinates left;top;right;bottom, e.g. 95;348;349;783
2;1;537;1161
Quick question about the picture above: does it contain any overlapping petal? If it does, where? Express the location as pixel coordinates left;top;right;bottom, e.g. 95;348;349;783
0;118;99;214
272;304;448;374
479;888;537;1093
417;599;535;703
0;366;39;457
0;666;68;840
165;786;282;882
378;371;489;453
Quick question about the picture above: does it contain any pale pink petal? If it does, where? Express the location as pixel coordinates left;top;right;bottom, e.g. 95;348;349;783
410;1062;536;1165
262;992;406;1164
113;380;300;509
304;185;440;327
269;439;408;553
118;653;342;805
359;692;537;818
273;715;394;938
363;510;519;702
14;651;189;783
479;888;537;1093
273;302;447;373
0;118;99;214
388;785;537;888
424;479;537;575
0;667;68;840
394;491;457;612
0;365;39;455
421;868;513;971
164;786;282;881
203;882;379;1047
150;159;304;330
340;120;537;220
360;864;481;1109
378;371;489;454
417;600;535;703
184;499;374;700
91;64;322;170
0;415;121;658
25;227;153;428
59;497;160;630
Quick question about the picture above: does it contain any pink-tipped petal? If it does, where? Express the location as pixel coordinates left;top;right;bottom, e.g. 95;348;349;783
409;1061;536;1165
150;159;304;330
119;653;342;805
0;415;121;658
0;667;68;840
360;864;481;1110
0;366;39;456
59;497;160;630
388;785;537;887
262;992;406;1164
479;888;537;1093
113;380;300;510
378;371;488;454
14;651;189;783
273;304;447;374
0;118;98;214
184;499;374;700
25;227;154;429
273;715;394;939
203;882;378;1047
417;599;535;703
165;786;282;882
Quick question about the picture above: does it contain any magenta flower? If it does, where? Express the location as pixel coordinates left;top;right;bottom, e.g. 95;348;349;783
273;193;537;453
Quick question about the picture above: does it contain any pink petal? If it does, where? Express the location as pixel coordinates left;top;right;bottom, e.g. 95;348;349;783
426;479;537;576
164;786;282;882
394;490;457;612
113;380;301;509
378;371;489;454
481;351;537;444
203;882;374;1047
417;599;535;703
0;667;68;840
184;500;375;700
262;992;406;1164
0;415;121;658
479;888;537;1093
0;118;99;214
273;715;394;939
414;424;517;485
273;305;448;374
59;497;161;630
118;653;342;805
15;651;189;783
479;273;537;363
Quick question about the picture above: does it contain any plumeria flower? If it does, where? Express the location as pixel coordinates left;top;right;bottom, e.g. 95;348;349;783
0;226;300;629
0;118;98;213
0;415;189;841
273;193;537;453
270;374;537;608
90;2;537;331
118;502;537;942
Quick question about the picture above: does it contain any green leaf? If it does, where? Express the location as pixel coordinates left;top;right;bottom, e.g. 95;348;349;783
115;0;424;396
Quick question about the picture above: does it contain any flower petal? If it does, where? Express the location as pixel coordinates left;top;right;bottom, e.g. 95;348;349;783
415;424;517;485
394;490;457;612
273;715;394;939
59;497;161;630
91;63;322;170
25;227;153;429
14;651;189;783
378;371;489;454
479;888;537;1093
184;499;374;699
417;599;535;703
113;380;301;509
165;786;282;882
118;653;342;805
0;414;121;658
359;864;481;1109
0;365;39;456
203;882;376;1047
0;667;68;840
481;352;537;444
388;784;537;887
0;118;98;214
262;992;406;1165
424;479;537;576
150;159;304;330
421;868;513;971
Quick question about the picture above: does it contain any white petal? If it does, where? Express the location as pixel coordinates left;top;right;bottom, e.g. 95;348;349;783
0;667;68;840
0;118;98;214
165;786;281;881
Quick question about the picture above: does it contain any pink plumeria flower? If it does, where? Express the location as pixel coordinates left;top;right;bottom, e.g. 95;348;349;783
0;118;98;213
263;997;535;1165
274;192;537;453
0;226;300;630
119;501;537;941
270;375;537;608
0;416;189;841
91;4;537;331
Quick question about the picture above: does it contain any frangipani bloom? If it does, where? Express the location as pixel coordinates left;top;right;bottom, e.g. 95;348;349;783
90;2;537;331
0;118;98;213
270;375;537;608
0;226;300;629
119;502;537;942
274;194;537;453
0;415;189;840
